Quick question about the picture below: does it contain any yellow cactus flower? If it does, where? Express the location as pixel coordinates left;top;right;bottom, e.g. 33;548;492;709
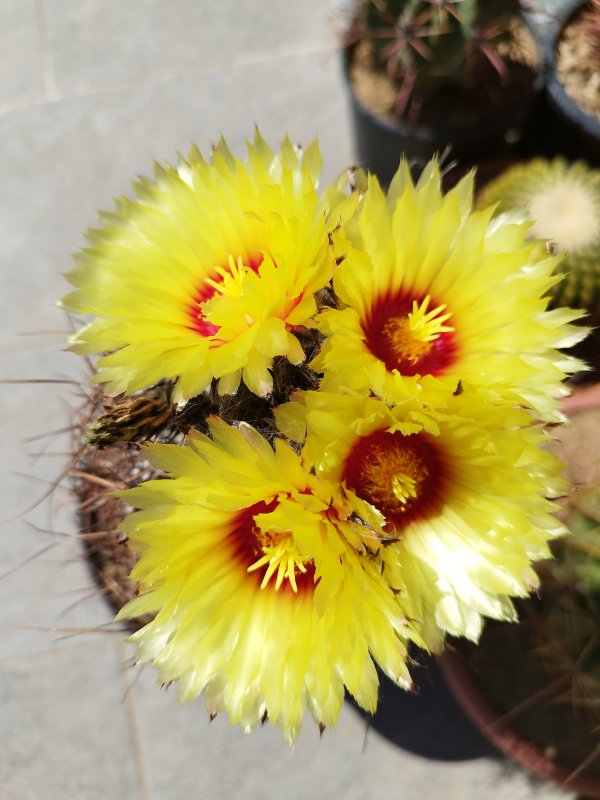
60;132;356;402
276;390;568;647
116;418;418;744
312;161;586;421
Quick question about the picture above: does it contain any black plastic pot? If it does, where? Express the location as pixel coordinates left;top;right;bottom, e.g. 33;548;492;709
342;25;545;186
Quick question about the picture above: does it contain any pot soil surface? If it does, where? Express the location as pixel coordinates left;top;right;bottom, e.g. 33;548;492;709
556;2;600;125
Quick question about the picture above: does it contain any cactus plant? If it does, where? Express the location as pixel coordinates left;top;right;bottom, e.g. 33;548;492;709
350;0;524;118
478;157;600;321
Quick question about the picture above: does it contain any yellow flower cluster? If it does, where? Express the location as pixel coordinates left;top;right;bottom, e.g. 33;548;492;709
62;133;587;743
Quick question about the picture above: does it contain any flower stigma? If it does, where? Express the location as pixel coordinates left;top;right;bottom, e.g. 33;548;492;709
360;442;427;513
381;296;453;364
391;471;418;506
363;291;456;377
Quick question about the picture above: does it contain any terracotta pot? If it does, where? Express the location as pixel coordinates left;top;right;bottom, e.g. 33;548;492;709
438;386;600;796
562;381;600;412
439;645;600;798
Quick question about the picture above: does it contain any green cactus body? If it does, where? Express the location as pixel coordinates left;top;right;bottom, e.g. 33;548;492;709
564;488;600;595
478;158;600;321
356;0;521;95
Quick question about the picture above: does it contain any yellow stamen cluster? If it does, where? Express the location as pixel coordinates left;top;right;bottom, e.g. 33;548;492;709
382;296;453;364
392;472;418;506
205;256;254;300
247;529;309;593
361;444;426;511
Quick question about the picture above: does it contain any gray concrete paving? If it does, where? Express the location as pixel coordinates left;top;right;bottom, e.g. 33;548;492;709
0;1;580;798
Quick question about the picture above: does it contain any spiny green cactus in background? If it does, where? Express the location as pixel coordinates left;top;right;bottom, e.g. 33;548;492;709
560;487;600;596
353;0;522;116
478;158;600;321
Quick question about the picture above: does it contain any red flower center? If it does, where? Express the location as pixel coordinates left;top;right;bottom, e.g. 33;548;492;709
362;289;457;377
187;251;264;337
342;429;448;533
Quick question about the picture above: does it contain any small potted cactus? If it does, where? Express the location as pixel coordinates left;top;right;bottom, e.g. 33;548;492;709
542;0;600;165
340;0;543;184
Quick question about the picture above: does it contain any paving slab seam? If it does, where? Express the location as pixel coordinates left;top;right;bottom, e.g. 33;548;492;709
0;40;337;118
34;0;58;102
119;642;151;800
